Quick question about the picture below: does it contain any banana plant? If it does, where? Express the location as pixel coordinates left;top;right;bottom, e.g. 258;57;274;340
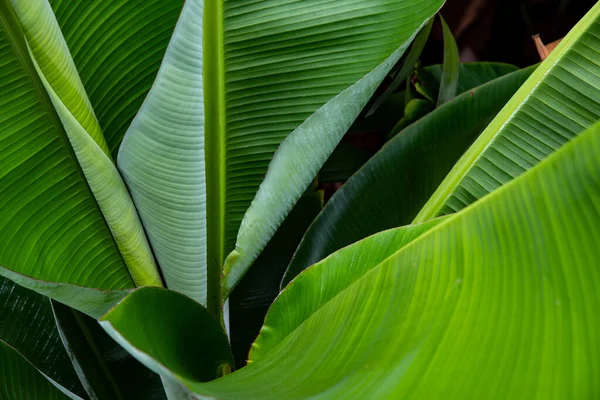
1;0;600;398
0;0;442;396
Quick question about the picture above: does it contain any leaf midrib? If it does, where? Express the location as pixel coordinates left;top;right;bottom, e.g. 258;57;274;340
204;0;227;317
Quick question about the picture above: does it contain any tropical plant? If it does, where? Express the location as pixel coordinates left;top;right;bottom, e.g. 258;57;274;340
0;0;599;398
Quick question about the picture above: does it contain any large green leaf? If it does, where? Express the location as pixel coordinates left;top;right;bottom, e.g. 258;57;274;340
95;219;443;393
415;1;600;222
48;0;185;157
0;278;85;398
117;0;446;306
106;117;600;399
117;0;207;305
9;0;161;286
284;65;534;285
221;10;442;295
0;0;132;290
0;341;70;400
53;302;166;400
99;288;233;383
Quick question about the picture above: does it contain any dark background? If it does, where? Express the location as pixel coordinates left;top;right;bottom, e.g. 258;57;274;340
430;0;596;66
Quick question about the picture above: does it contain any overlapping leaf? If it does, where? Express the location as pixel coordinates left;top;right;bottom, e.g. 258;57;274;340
0;0;132;290
285;65;534;284
103;116;600;399
415;1;600;222
53;303;167;400
0;278;85;398
0;341;70;400
117;0;446;302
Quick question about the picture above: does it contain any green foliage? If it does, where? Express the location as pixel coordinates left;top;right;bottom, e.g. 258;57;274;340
285;65;535;284
1;0;599;399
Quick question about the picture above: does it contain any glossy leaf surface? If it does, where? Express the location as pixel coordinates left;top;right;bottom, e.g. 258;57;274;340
100;288;233;384
206;120;599;398
10;0;161;286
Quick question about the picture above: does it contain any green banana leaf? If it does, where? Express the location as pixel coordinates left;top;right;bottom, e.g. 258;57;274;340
100;288;233;382
48;0;184;156
0;0;184;295
0;340;70;400
436;16;459;106
0;0;134;291
284;65;535;285
229;191;323;367
415;1;600;222
0;278;85;398
0;267;131;319
53;302;167;400
100;117;600;399
116;0;446;308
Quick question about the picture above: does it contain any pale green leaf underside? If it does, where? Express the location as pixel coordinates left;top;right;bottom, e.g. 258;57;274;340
118;0;206;303
415;2;600;222
222;1;445;296
10;0;161;286
183;118;600;399
0;0;132;290
0;267;131;319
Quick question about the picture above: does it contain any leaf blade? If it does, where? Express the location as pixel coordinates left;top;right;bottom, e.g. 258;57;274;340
0;278;86;398
437;15;459;106
222;5;445;295
415;1;600;222
284;65;535;285
118;0;206;302
0;0;133;291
